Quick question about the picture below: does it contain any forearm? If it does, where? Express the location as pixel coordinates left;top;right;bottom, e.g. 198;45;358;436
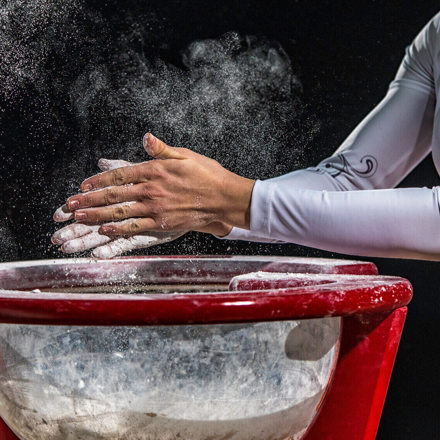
221;167;346;242
221;70;435;244
250;180;440;260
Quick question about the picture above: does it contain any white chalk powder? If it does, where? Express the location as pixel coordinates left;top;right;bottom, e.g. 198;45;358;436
0;318;340;439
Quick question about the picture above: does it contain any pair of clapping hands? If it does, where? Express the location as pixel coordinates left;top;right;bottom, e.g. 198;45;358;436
52;133;255;258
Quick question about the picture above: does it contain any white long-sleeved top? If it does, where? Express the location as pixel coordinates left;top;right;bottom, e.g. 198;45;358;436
222;12;440;260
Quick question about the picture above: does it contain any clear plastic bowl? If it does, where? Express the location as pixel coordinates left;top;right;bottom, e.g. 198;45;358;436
0;256;384;439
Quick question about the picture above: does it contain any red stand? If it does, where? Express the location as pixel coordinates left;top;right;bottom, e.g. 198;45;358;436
0;311;410;440
0;420;14;440
304;309;407;440
0;257;412;439
229;271;410;440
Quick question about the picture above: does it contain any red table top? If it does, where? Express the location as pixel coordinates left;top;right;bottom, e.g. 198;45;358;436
0;256;412;326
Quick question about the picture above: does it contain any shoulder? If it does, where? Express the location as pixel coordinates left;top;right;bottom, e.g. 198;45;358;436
412;12;440;56
426;11;440;31
391;12;440;94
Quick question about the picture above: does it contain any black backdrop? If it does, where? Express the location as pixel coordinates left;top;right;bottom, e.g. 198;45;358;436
1;1;440;438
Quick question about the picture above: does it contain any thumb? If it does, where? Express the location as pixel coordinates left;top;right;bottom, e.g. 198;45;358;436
98;158;133;171
143;133;185;160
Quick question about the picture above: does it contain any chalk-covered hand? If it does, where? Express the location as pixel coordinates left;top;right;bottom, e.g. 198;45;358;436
52;159;185;258
62;133;254;236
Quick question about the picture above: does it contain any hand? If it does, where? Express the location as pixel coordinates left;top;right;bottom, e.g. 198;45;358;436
63;133;254;236
52;159;186;258
52;221;185;258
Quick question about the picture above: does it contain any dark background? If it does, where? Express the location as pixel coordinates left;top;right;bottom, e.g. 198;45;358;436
1;1;440;438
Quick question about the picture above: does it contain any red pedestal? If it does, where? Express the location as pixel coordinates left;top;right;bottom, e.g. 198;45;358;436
304;309;407;440
0;257;412;439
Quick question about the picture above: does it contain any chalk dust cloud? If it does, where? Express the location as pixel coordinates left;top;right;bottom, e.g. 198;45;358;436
0;0;319;258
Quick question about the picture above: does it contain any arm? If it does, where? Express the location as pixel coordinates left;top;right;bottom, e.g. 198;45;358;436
55;14;440;260
52;135;255;256
224;13;438;243
249;183;440;260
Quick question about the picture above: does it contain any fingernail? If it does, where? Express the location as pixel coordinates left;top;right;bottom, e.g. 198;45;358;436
68;200;79;210
144;133;156;154
82;184;92;192
143;132;150;146
98;159;109;170
91;249;100;258
75;212;87;221
51;236;62;245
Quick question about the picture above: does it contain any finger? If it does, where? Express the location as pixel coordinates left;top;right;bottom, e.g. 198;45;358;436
92;237;135;259
53;204;73;222
80;164;145;192
54;161;133;223
61;231;112;254
74;201;149;224
52;223;98;244
98;158;133;171
92;231;186;259
130;233;184;248
99;218;159;236
91;233;175;259
67;184;149;211
143;133;187;160
55;160;133;219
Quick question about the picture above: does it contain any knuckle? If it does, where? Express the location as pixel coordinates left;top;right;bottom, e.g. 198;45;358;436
129;221;141;234
148;201;162;219
112;168;126;185
146;161;157;175
140;183;154;199
104;188;119;205
147;161;163;178
125;165;136;180
112;205;128;220
159;201;170;215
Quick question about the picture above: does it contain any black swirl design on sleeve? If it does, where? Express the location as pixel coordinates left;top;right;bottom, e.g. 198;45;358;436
324;153;378;178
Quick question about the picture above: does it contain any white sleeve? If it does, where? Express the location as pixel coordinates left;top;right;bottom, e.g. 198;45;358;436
220;13;439;254
249;182;440;260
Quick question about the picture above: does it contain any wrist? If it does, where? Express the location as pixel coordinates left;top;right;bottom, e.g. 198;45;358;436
220;172;255;229
196;221;233;237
